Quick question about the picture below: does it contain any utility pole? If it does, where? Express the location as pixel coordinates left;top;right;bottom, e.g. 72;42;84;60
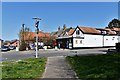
22;24;25;42
32;17;41;58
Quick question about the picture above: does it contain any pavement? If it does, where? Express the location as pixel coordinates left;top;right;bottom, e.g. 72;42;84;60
42;56;79;79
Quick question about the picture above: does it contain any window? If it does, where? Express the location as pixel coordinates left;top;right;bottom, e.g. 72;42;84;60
102;31;106;34
112;37;115;40
112;31;116;34
76;30;80;35
80;40;82;44
76;40;78;44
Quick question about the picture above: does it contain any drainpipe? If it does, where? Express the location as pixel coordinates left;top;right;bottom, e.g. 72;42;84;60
102;34;105;47
103;35;104;47
118;34;120;43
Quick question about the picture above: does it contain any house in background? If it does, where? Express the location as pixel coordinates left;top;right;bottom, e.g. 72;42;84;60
112;28;120;42
51;24;75;49
3;39;19;47
22;31;50;42
20;31;52;48
10;39;19;47
56;28;75;49
96;28;118;47
56;26;120;49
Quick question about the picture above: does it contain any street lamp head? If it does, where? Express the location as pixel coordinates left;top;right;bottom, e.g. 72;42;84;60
35;21;39;28
22;24;25;27
32;17;42;20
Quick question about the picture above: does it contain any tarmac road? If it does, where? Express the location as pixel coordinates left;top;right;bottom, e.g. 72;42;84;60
1;47;115;62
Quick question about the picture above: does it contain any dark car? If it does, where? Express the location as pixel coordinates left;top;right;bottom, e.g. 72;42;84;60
1;46;10;51
9;46;16;50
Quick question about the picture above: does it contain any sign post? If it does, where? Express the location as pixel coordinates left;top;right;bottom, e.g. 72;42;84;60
33;17;41;58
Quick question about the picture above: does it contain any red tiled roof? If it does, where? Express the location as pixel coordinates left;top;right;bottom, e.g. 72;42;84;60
112;28;120;32
68;28;75;35
22;32;50;41
78;26;101;34
104;28;116;35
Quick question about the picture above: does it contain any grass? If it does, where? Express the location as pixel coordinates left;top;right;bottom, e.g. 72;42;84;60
66;53;120;79
1;58;47;79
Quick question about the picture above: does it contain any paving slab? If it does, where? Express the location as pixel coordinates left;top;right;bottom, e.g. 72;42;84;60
42;56;78;79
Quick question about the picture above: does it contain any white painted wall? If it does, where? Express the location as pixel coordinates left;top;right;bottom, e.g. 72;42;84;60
73;28;84;37
84;34;103;47
73;38;84;47
103;36;118;46
72;27;119;48
73;34;103;48
118;36;120;43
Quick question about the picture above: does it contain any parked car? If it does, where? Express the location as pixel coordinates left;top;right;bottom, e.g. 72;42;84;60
9;46;16;50
1;46;10;51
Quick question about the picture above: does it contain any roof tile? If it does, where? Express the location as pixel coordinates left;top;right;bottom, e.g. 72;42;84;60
78;26;101;34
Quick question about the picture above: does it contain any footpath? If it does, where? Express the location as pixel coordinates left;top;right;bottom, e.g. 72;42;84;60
42;56;79;79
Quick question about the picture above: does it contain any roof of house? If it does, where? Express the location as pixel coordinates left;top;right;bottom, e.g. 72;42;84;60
104;28;116;35
59;28;75;37
51;30;65;37
78;26;101;34
23;32;50;41
10;39;19;44
51;27;74;37
112;28;120;32
68;28;75;35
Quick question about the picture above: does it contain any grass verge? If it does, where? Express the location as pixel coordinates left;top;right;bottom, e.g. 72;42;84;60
66;53;120;79
2;58;47;79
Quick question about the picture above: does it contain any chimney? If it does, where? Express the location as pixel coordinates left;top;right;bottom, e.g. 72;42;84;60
63;24;67;30
58;26;60;31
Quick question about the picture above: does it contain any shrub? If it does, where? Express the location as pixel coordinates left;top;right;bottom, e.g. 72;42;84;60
116;43;120;52
19;41;27;51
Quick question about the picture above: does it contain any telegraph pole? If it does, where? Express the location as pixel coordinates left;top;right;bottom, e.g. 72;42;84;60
32;17;41;58
22;24;25;42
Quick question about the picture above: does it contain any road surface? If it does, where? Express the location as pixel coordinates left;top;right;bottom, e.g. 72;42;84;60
1;47;115;62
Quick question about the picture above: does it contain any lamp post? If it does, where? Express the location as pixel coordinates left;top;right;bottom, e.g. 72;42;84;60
33;17;41;58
